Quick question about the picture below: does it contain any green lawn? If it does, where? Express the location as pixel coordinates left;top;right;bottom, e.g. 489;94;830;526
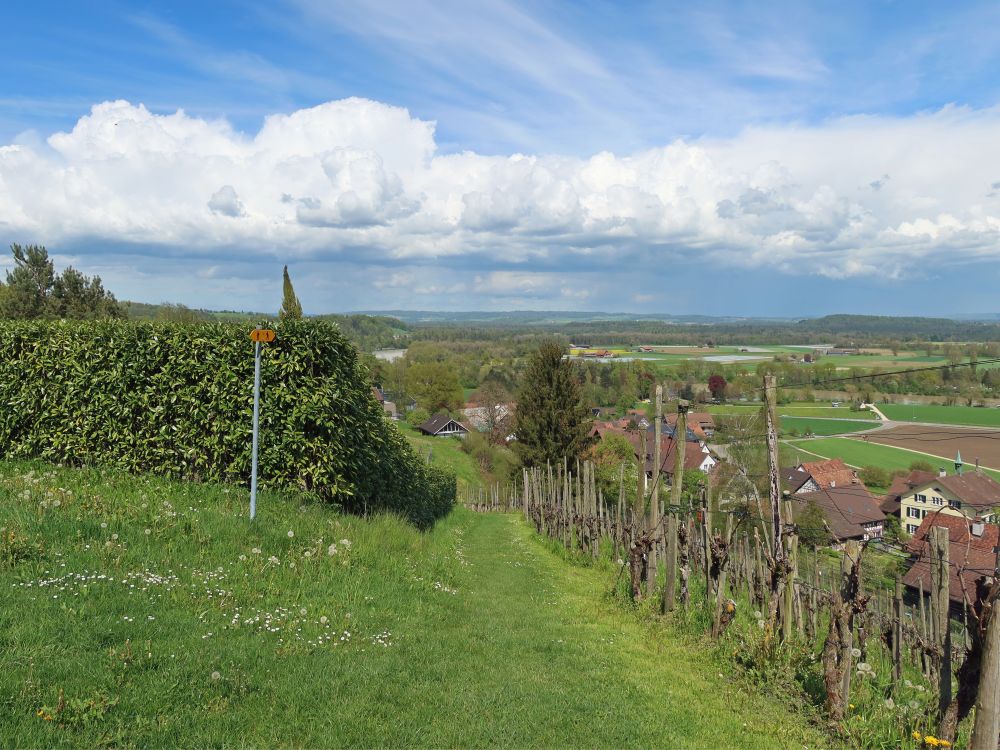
0;462;831;748
784;437;1000;482
879;403;1000;427
779;417;877;437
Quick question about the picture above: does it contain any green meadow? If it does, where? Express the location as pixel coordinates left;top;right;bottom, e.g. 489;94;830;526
0;461;831;748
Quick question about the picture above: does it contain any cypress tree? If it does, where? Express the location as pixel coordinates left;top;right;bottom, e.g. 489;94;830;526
280;265;303;319
514;341;592;467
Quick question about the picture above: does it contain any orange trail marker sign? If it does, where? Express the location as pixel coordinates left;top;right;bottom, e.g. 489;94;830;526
249;327;274;520
250;329;275;343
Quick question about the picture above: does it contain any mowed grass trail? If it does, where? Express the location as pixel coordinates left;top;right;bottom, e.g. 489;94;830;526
0;461;833;748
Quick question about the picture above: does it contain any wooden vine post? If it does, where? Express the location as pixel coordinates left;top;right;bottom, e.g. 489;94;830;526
763;374;787;637
647;385;662;593
970;575;1000;749
662;400;686;614
929;525;952;717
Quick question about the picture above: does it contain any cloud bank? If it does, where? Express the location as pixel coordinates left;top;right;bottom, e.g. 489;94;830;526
1;97;1000;306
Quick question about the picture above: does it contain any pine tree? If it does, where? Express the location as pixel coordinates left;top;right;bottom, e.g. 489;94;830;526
514;342;592;467
280;265;303;319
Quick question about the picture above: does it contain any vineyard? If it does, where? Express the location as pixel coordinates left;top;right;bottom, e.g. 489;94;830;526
463;386;1000;748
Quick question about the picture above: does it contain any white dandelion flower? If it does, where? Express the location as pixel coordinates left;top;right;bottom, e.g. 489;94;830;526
327;544;338;556
851;648;862;658
211;671;221;681
287;530;294;538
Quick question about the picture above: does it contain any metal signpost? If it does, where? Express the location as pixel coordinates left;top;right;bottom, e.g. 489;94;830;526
249;328;276;520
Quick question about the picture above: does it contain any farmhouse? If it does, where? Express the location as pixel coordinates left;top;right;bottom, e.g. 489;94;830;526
416;414;470;438
891;462;1000;535
792;485;886;542
902;514;1000;609
782;458;865;495
581;349;615;358
664;412;716;440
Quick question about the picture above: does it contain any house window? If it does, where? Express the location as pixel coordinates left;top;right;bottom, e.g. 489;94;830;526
932;497;944;506
906;507;922;519
907;523;919;534
948;499;962;510
915;494;927;503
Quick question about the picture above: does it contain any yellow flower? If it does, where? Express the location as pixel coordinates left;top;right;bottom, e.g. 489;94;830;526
939;741;952;748
925;737;940;747
36;709;44;717
912;731;923;741
849;703;855;709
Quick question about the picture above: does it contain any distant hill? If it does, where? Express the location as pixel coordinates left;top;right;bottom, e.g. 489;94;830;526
123;302;410;351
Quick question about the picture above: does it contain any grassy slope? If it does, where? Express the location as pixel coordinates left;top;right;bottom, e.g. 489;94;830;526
396;422;483;490
709;404;878;420
784;437;1000;482
0;462;830;748
879;403;1000;427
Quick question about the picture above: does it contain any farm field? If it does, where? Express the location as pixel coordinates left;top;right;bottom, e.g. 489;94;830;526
868;424;1000;472
0;461;829;748
784;437;1000;482
878;403;1000;427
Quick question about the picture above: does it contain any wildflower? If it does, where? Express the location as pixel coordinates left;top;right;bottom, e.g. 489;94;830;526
753;611;762;619
251;547;261;554
211;671;221;681
287;530;294;539
328;544;338;556
288;561;296;568
303;550;312;558
848;703;854;709
339;538;351;548
939;741;952;748
851;648;861;658
909;700;920;710
320;616;328;625
905;679;913;688
111;533;119;541
144;528;151;535
268;555;279;564
300;608;307;616
239;555;247;561
884;697;895;709
101;522;108;529
913;731;923;741
925;737;940;747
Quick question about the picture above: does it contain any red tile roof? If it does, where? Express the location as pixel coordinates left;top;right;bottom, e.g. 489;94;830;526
799;458;863;490
792;485;884;541
902;513;999;605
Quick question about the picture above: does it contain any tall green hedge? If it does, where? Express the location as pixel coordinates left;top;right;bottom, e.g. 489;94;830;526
0;319;453;528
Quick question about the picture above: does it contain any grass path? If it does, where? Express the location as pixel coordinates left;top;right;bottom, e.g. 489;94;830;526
400;512;832;748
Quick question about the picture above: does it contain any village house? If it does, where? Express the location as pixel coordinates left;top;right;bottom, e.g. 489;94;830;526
589;420;717;486
889;459;1000;535
416;413;470;438
791;484;885;543
372;386;398;420
782;458;865;495
664;412;716;440
902;513;1000;611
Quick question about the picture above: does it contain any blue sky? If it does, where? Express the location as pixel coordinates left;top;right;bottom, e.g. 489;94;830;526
2;1;1000;315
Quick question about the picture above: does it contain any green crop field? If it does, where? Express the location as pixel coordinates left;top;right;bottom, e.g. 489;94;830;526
879;403;1000;427
708;403;878;420
0;461;828;748
779;417;877;437
784;437;1000;482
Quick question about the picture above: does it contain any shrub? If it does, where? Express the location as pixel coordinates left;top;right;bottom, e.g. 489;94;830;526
407;407;430;428
859;465;890;488
0;320;453;528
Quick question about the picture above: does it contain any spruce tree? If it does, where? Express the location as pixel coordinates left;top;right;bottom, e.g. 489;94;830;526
280;265;303;319
514;342;592;467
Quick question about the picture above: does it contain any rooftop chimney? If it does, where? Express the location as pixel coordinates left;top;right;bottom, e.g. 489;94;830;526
939;468;947;478
972;521;985;538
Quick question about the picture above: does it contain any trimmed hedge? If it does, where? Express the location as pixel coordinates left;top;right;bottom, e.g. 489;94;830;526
0;319;453;528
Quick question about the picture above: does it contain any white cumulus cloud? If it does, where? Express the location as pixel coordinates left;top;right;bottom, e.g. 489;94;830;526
2;97;1000;286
